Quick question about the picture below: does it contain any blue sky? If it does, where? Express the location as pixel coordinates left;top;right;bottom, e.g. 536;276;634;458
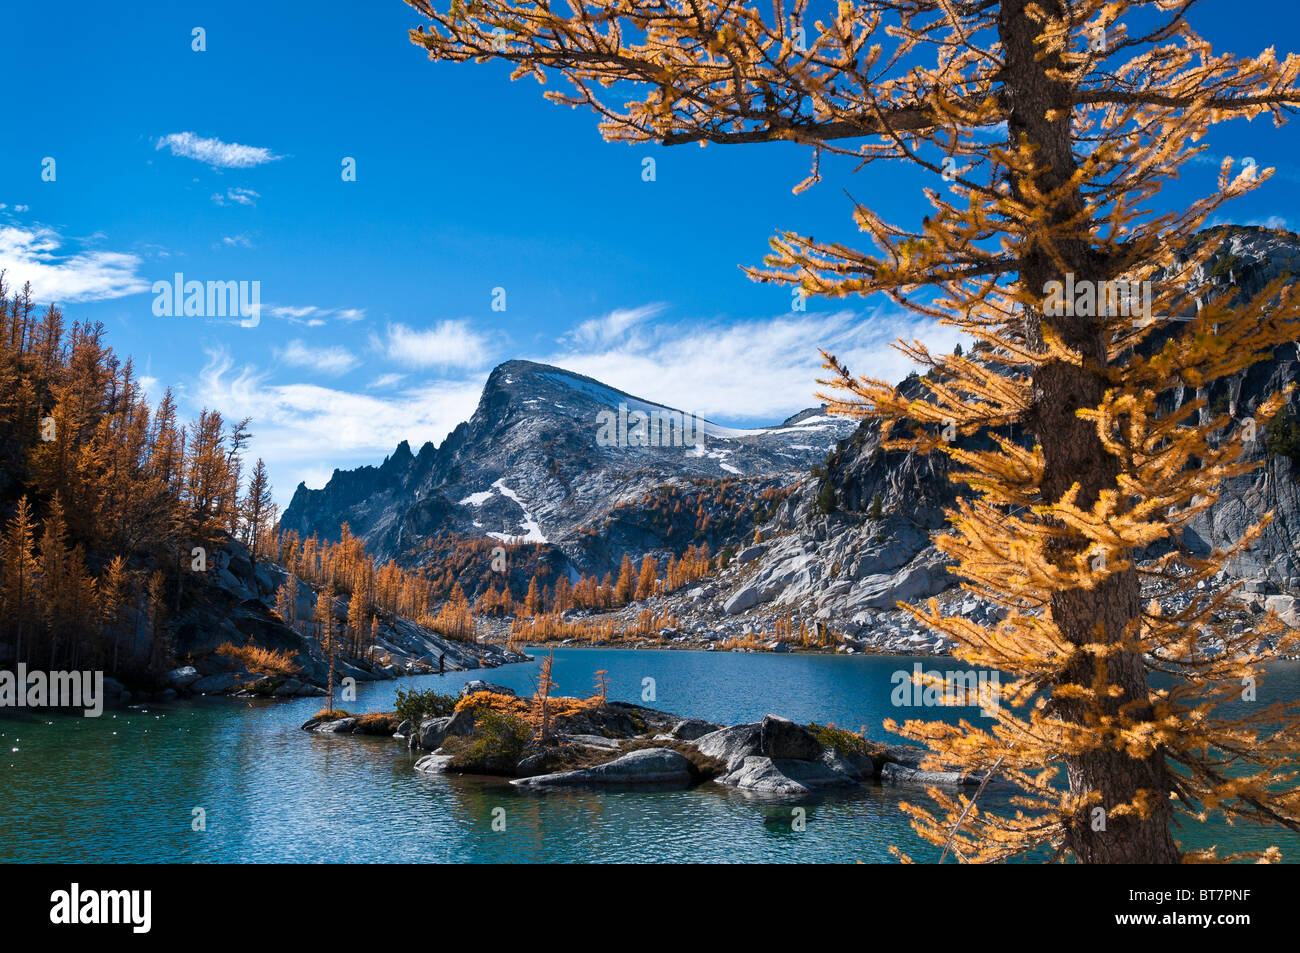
3;0;1298;508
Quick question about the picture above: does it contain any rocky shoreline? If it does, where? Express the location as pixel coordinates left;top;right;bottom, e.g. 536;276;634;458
302;678;980;795
94;644;532;707
477;566;1300;660
75;534;532;707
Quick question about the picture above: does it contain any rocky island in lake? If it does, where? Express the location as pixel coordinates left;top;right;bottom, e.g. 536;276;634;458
302;678;979;794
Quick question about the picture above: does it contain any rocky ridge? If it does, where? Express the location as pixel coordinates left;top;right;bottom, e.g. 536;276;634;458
281;359;856;583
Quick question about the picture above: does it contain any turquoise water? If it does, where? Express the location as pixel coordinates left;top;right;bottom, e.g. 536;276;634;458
1;648;1297;863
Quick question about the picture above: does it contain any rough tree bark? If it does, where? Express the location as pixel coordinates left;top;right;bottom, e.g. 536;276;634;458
999;0;1182;863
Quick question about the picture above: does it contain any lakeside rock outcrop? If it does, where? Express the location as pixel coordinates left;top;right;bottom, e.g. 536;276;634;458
107;536;530;705
513;748;695;788
302;681;976;796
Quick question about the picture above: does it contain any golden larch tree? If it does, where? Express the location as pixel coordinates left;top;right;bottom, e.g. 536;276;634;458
405;0;1300;862
614;553;636;604
635;554;659;600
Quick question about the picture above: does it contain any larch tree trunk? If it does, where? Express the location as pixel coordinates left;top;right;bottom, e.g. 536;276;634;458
1000;0;1181;863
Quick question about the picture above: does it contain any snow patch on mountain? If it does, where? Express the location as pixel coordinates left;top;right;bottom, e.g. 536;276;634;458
489;479;548;544
541;369;770;440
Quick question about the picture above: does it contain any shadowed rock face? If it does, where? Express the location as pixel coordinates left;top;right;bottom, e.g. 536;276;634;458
759;715;823;761
691;226;1300;643
720;756;860;794
156;534;520;701
512;748;694;788
280;359;856;582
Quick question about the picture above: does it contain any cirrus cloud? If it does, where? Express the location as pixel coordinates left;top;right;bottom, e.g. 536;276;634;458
0;225;149;303
376;319;491;369
156;132;281;169
275;339;360;376
195;347;483;508
541;306;965;423
268;304;367;327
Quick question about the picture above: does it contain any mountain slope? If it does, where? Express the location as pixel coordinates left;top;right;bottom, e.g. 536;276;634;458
666;225;1300;651
281;360;856;581
285;226;1300;653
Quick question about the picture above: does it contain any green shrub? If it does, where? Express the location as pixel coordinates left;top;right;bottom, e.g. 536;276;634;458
809;722;876;758
393;687;458;726
443;709;532;773
815;482;837;514
1209;253;1243;281
1266;407;1300;466
1207;391;1232;417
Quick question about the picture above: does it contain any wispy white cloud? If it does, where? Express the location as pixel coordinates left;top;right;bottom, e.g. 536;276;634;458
542;306;964;423
268;304;367;327
275;339;360;376
562;304;664;348
195;347;483;507
1207;214;1290;231
376;320;491;369
221;234;253;248
269;305;318;321
211;187;260;207
368;372;407;389
156;132;281;169
0;225;149;303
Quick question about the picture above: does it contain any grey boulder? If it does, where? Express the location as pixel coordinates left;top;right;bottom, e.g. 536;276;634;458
723;585;761;615
273;678;305;697
879;761;978;786
670;718;719;742
414;754;454;774
692;723;763;771
512;748;693;789
189;673;239;694
313;717;359;734
719;756;858;794
413;716;454;751
242;675;280;696
1265;594;1300;628
558;733;620;751
460;680;514;697
759;715;823;761
822;746;874;780
165;666;200;690
414;705;486;751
